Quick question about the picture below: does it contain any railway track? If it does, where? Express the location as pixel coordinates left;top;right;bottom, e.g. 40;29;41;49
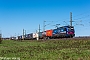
41;37;90;40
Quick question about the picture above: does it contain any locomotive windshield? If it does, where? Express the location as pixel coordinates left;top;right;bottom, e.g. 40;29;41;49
68;27;74;31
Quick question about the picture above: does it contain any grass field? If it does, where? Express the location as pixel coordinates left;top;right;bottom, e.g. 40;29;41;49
0;39;90;60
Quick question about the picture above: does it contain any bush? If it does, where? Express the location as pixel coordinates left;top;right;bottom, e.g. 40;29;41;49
0;38;2;44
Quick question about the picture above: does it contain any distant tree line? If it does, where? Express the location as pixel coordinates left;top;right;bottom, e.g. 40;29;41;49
0;34;2;43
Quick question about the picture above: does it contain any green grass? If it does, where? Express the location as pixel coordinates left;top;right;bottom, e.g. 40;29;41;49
0;39;90;60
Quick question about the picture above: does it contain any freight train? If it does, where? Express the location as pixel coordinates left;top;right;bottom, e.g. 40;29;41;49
42;26;75;39
17;32;43;40
17;25;75;40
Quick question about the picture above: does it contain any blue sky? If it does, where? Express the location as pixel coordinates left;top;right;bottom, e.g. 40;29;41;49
0;0;90;37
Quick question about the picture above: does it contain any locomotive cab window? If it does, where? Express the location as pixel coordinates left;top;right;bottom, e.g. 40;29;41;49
68;28;74;31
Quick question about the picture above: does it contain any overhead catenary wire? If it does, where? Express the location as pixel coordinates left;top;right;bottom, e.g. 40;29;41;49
73;15;90;20
72;10;90;26
43;20;59;31
73;10;90;18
